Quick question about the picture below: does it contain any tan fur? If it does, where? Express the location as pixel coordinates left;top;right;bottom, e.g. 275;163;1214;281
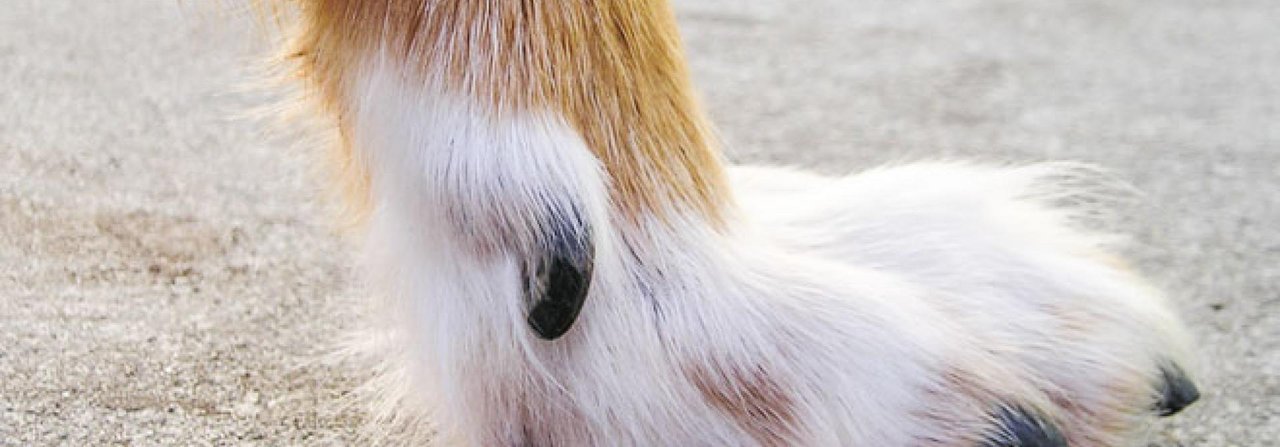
912;363;1047;447
271;0;732;227
685;361;800;446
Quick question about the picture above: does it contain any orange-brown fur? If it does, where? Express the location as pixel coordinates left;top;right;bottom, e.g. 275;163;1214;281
913;366;1029;446
686;362;800;446
271;0;732;227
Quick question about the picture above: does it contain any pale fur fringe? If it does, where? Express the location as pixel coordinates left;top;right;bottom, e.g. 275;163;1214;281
214;3;436;442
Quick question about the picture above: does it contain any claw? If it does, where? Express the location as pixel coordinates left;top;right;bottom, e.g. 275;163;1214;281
982;406;1067;447
527;251;593;339
1155;363;1200;417
524;208;594;340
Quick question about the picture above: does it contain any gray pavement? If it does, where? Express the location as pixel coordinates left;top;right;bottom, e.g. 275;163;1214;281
2;0;1276;445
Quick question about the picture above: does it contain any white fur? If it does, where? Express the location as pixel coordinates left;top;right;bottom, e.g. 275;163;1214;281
343;56;1194;446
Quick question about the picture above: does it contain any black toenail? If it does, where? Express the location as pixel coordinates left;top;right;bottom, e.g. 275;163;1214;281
1154;362;1200;417
981;405;1067;447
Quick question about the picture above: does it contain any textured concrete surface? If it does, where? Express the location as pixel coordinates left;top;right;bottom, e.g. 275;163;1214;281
2;0;1276;445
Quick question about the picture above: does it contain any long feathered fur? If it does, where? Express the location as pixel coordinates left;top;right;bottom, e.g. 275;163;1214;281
256;1;1199;445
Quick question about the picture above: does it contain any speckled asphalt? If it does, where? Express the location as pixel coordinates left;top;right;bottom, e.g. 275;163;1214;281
2;0;1276;445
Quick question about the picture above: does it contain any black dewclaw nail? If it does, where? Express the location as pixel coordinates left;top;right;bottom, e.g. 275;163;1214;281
527;253;592;339
1155;362;1200;417
981;406;1067;447
525;209;594;340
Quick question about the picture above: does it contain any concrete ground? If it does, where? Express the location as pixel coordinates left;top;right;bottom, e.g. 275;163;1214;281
1;0;1275;445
